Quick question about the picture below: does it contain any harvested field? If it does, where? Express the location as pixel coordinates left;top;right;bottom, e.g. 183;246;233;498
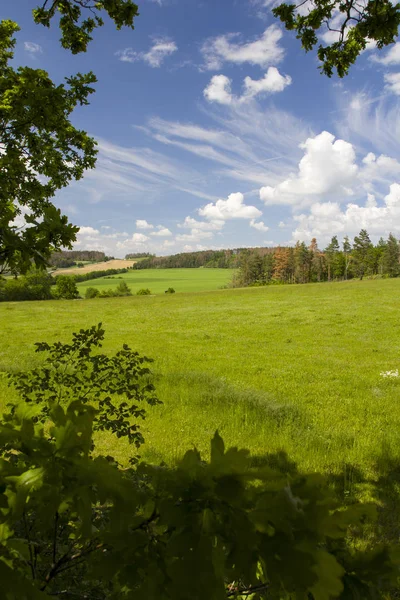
52;259;135;275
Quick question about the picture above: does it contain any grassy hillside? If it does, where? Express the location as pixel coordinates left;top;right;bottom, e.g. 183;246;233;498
76;267;234;295
1;278;400;481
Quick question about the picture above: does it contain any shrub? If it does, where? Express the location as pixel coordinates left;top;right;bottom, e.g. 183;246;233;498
137;288;151;295
115;281;132;296
165;287;176;294
0;269;53;302
85;287;100;299
53;275;80;299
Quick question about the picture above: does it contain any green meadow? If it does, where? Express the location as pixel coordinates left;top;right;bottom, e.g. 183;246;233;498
1;276;400;485
75;267;234;295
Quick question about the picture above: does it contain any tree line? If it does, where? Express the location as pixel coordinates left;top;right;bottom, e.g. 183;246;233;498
49;251;112;269
235;231;400;287
133;248;258;269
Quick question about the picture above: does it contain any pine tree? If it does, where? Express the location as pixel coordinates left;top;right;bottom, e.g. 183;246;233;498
382;233;400;277
324;236;340;281
353;229;373;280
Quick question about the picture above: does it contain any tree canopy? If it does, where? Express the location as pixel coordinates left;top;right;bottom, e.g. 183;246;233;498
273;0;400;77
0;1;139;274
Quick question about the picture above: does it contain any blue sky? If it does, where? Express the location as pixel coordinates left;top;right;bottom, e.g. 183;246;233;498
6;0;400;256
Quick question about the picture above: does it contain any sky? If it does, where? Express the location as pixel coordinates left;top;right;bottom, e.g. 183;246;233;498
6;0;400;256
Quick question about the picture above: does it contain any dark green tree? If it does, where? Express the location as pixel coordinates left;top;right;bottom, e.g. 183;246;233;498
325;236;340;281
54;275;80;299
382;233;400;277
353;229;373;279
273;0;400;77
0;2;139;274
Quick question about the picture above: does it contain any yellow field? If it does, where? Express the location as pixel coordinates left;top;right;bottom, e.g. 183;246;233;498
52;259;135;275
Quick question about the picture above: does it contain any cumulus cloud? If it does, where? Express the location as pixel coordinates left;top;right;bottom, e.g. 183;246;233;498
24;41;43;55
204;75;233;105
199;192;262;221
136;219;154;229
176;229;214;242
150;226;173;237
178;216;224;231
371;42;400;65
131;233;149;242
384;72;400;95
204;67;291;105
291;183;400;242
260;131;358;206
243;68;292;97
116;37;177;68
250;219;269;232
77;226;100;236
202;25;285;70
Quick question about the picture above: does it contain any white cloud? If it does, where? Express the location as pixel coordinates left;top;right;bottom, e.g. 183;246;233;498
136;219;154;229
150;227;172;237
178;216;224;231
176;229;214;242
243;68;292;97
371;42;400;65
202;25;285;70
131;233;149;242
384;72;400;95
204;67;291;105
199;192;262;221
24;41;43;55
78;226;100;236
204;75;233;105
250;219;269;232
291;183;400;243
260;131;358;206
116;37;177;68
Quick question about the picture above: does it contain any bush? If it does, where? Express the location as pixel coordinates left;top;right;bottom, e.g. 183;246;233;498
53;275;80;299
0;269;54;302
137;288;151;295
115;281;132;296
85;287;100;299
165;287;176;294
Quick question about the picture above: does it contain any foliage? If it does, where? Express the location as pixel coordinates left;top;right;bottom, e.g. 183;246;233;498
125;252;155;259
53;275;80;299
1;2;139;274
85;286;101;299
165;287;176;294
0;20;95;274
133;249;247;270
49;250;107;268
137;288;152;295
0;327;398;597
272;0;400;77
33;0;139;54
234;231;400;288
0;269;53;302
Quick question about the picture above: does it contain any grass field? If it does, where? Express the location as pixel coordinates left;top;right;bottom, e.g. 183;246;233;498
75;267;234;295
1;277;400;489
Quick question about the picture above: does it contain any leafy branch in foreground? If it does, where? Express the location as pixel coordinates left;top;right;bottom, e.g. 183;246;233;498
33;0;139;54
273;0;400;77
0;326;399;598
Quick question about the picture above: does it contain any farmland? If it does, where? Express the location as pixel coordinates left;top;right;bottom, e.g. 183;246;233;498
1;277;399;481
53;259;135;275
75;267;234;295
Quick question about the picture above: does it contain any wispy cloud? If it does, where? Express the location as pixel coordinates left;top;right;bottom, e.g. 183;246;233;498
24;41;43;56
116;37;177;67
